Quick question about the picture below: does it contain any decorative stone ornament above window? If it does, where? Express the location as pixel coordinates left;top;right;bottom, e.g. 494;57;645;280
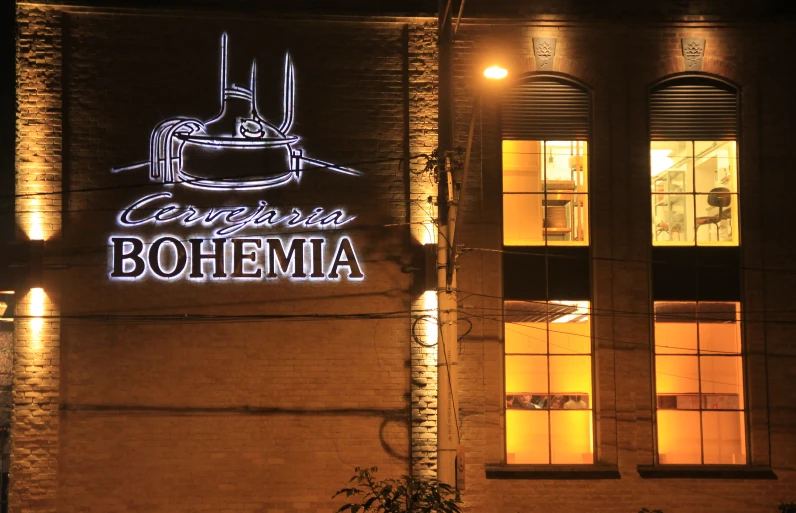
532;37;557;70
681;38;706;71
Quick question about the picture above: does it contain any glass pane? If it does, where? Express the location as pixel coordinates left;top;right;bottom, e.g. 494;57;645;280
702;411;746;464
504;193;544;245
548;300;591;354
694;141;737;193
655;302;697;354
551;410;593;464
657;410;701;464
545;141;588;246
695;192;736;245
573;194;588;245
573;141;588;194
545;141;578;182
503;140;543;192
505;355;548;395
700;356;744;409
507;410;549;464
652;141;693;246
699;302;741;354
652;193;692;244
543;197;572;244
656;355;699;409
505;317;547;354
549;355;591;408
503;140;544;246
651;141;693;192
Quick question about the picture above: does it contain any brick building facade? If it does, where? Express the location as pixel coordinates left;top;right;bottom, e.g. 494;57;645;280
8;1;796;512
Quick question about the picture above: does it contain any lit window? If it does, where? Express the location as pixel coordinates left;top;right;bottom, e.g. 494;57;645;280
503;140;588;246
654;301;746;465
505;300;593;464
651;141;738;246
649;76;738;246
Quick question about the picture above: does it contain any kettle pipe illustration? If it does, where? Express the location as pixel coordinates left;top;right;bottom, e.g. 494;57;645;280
114;33;361;190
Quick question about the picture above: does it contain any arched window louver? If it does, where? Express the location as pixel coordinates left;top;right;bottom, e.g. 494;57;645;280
501;77;590;141
650;77;738;141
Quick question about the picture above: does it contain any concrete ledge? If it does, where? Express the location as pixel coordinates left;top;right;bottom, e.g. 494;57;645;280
485;465;621;480
637;465;777;479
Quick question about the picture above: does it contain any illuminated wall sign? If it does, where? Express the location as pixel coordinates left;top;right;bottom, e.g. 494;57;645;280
109;33;365;282
110;236;363;281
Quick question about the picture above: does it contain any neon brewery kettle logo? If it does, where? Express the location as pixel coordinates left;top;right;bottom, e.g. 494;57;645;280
110;33;364;282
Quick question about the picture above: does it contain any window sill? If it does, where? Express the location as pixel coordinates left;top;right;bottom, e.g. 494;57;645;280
485;464;620;480
637;465;776;479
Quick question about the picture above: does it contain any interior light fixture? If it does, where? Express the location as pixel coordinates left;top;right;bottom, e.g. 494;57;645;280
651;149;674;176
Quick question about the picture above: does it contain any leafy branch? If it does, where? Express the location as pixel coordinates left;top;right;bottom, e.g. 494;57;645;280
333;467;461;513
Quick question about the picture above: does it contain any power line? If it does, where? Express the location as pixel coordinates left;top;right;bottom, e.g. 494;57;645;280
455;309;794;358
454;297;796;326
12;308;437;325
6;154;432;201
457;309;755;390
460;246;796;275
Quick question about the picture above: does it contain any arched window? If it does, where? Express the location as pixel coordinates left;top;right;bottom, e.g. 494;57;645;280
649;76;746;465
650;77;739;246
502;76;589;246
501;76;593;465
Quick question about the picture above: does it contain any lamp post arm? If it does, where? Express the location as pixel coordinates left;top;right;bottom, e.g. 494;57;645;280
447;90;480;286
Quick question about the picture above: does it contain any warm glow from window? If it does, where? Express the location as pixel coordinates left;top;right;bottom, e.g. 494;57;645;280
651;141;738;246
503;140;588;246
505;300;593;464
650;149;674;176
654;301;746;465
484;66;508;80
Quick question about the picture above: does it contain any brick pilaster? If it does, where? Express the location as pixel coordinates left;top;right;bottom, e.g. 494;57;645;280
13;6;63;512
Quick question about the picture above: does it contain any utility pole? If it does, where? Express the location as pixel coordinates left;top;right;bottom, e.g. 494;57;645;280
436;0;459;489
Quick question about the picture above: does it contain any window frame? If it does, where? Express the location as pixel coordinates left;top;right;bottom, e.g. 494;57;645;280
648;73;741;248
498;74;596;467
650;300;751;466
503;299;596;466
647;74;750;469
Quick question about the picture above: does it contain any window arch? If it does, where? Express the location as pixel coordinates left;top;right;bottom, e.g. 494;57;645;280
501;75;590;247
649;75;739;246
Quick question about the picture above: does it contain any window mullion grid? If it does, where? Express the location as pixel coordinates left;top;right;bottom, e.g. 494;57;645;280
697;304;705;464
543;141;548;248
545;301;552;464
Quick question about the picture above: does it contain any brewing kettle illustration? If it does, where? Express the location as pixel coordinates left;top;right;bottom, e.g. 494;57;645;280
114;33;360;190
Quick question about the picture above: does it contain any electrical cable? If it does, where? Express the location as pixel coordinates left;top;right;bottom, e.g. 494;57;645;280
6;154;431;201
460;245;796;275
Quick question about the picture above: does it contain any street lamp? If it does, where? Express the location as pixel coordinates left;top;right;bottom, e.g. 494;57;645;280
437;62;508;489
483;65;508;80
446;64;508;284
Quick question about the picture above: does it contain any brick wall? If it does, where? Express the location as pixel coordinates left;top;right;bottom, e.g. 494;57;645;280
13;5;64;513
12;2;796;513
451;17;796;513
14;4;440;512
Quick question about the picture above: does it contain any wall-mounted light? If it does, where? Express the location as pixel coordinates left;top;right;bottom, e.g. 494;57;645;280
27;286;46;342
27;198;45;242
28;239;44;289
